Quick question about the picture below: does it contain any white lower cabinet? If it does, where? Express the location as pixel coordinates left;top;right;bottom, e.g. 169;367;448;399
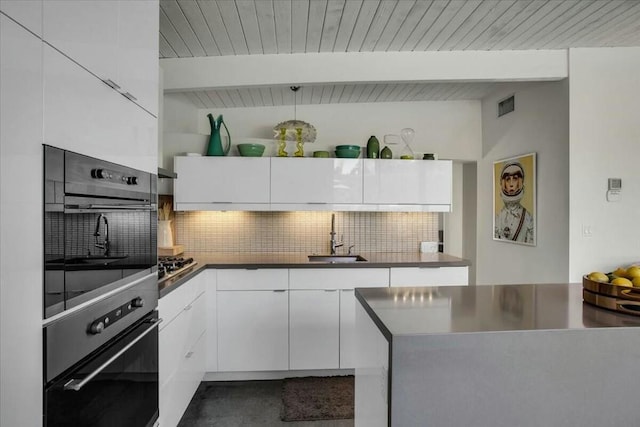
289;290;340;370
289;268;389;370
159;272;206;427
390;266;469;286
217;289;289;372
216;269;289;372
339;289;358;369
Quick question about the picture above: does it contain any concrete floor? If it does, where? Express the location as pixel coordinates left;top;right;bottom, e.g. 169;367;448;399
178;380;355;427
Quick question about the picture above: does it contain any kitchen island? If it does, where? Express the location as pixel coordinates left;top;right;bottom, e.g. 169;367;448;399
355;283;640;427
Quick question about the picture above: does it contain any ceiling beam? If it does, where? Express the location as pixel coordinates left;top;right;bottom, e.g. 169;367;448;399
161;50;568;92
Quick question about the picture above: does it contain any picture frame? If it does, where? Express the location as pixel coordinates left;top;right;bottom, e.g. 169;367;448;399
493;153;536;246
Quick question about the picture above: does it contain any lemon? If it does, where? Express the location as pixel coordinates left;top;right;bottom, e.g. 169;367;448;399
613;267;628;278
611;277;633;287
587;272;609;283
626;266;640;280
632;277;640;288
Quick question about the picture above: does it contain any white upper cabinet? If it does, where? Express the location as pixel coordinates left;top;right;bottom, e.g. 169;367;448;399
43;1;119;79
42;0;158;115
116;0;158;115
174;157;271;210
0;0;43;36
43;45;157;172
363;159;453;210
172;157;452;211
270;158;362;208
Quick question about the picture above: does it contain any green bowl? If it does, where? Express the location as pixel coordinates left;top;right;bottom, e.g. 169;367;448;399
237;143;265;157
336;145;360;151
335;148;361;158
313;151;330;158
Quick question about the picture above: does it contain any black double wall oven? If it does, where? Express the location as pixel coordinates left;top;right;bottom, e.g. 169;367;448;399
43;146;159;427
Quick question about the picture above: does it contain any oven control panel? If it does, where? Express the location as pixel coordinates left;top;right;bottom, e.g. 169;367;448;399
91;168;139;185
88;297;145;334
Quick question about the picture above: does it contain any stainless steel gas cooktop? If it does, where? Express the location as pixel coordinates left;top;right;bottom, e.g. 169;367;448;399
157;256;197;284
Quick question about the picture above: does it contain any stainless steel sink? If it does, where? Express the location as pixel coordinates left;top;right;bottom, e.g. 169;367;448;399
307;255;367;263
67;256;128;265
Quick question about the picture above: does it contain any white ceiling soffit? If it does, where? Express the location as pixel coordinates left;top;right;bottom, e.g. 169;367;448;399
160;0;640;107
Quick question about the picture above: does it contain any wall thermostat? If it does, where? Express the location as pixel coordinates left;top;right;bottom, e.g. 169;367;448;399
607;178;622;202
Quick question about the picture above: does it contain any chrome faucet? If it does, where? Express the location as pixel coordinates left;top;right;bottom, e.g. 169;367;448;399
94;214;110;255
330;213;343;255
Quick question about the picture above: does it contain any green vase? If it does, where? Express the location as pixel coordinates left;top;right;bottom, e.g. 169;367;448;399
381;146;392;159
366;135;380;159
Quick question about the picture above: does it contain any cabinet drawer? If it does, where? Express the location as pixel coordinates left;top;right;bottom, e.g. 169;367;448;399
389;267;468;286
159;272;204;326
217;268;288;291
289;268;389;290
159;292;205;390
159;332;205;427
185;292;206;355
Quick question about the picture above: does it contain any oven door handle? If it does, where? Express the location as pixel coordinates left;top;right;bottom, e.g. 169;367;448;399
63;317;163;392
66;204;154;210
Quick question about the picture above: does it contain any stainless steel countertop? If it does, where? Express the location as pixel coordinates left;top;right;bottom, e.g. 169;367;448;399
356;283;640;338
158;251;470;298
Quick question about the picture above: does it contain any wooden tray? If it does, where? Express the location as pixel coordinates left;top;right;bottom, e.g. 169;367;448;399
582;276;640;301
583;288;640;316
158;245;184;256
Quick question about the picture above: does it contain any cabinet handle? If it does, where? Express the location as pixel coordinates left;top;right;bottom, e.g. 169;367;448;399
273;290;286;293
324;289;338;292
122;91;137;101
185;351;194;359
102;78;121;90
184;304;192;311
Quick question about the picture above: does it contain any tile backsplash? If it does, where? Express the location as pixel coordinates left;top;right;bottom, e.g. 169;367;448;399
174;211;439;253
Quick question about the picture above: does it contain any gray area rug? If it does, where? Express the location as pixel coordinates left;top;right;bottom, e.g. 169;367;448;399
280;375;354;422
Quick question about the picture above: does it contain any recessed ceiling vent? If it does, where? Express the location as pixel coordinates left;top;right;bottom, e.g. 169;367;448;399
498;95;515;117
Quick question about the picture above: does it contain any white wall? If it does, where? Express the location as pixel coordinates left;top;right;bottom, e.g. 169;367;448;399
444;162;464;257
462;162;478;284
569;47;640;280
476;80;570;285
164;92;199;133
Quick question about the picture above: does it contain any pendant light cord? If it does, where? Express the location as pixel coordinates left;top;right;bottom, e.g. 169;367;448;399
290;86;300;120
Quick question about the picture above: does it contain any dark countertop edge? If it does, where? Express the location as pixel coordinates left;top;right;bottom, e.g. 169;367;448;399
158;254;470;299
192;260;470;269
158;263;207;299
355;288;394;343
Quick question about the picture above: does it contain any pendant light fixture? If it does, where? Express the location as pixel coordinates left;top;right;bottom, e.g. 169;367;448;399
273;86;317;157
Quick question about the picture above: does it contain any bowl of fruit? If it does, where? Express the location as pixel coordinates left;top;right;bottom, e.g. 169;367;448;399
583;264;640;313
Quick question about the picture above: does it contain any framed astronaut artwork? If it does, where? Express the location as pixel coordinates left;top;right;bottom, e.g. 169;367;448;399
493;153;536;246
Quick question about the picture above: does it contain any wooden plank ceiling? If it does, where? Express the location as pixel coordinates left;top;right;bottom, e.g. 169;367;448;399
160;0;640;108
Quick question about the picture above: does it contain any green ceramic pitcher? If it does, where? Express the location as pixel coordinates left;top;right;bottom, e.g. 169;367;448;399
206;114;231;156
